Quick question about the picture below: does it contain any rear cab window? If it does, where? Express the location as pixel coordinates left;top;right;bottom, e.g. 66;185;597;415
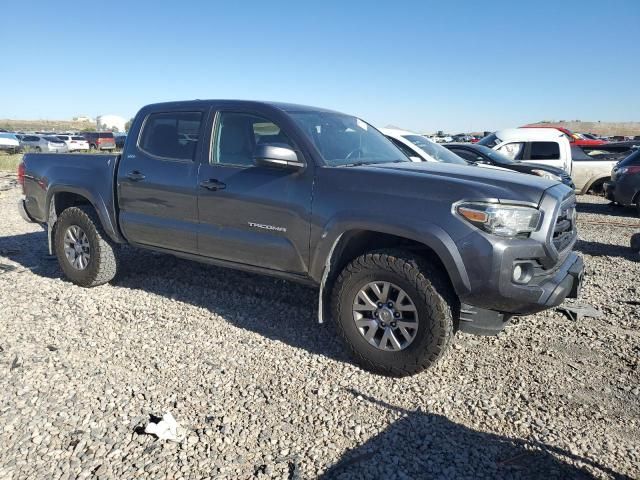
138;111;203;161
527;142;561;160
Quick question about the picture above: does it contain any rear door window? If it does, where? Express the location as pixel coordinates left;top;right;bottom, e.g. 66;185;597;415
139;112;203;161
527;142;560;160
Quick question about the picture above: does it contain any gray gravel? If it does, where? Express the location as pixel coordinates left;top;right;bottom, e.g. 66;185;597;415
0;178;638;479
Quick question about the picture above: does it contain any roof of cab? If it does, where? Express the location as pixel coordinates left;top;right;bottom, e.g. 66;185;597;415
140;99;342;114
494;128;566;141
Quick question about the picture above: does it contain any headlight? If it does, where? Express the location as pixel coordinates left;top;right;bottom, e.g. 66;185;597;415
531;169;561;181
456;202;541;237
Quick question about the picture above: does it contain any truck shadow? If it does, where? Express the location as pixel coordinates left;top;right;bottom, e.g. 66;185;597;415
575;239;638;260
319;389;630;480
576;201;638;219
0;231;351;364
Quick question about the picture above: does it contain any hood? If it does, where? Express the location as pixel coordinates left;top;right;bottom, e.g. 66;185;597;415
368;161;560;205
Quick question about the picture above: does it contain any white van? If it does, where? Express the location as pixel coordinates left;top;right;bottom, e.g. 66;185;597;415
479;128;617;194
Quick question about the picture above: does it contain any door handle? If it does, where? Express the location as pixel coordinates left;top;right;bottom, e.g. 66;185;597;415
199;179;226;191
127;171;146;181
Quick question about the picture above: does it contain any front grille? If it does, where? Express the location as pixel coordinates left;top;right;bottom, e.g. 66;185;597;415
552;196;577;252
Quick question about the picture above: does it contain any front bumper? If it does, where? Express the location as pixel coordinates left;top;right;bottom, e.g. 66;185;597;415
454;185;583;335
609;176;637;206
458;253;584;335
604;182;615;201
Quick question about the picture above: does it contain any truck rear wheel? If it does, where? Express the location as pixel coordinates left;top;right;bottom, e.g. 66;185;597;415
331;249;455;376
54;206;118;287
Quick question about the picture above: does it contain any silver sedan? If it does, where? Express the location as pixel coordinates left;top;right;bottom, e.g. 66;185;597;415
19;135;69;153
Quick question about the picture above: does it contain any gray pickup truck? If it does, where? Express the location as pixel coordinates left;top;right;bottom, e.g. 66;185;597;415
17;100;584;376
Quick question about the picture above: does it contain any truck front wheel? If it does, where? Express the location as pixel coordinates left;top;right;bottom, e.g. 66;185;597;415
331;250;455;376
53;206;118;287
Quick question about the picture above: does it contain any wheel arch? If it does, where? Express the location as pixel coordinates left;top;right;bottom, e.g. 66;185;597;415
46;187;124;252
582;175;610;194
315;226;470;324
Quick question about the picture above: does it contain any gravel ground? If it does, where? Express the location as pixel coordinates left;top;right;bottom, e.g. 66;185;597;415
0;175;638;479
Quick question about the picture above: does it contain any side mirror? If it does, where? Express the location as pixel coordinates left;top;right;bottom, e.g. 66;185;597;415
253;144;304;169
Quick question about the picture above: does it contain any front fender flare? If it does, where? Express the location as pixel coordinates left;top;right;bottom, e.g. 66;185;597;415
312;218;472;324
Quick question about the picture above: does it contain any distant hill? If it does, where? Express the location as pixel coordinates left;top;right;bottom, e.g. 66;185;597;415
0;119;96;133
529;121;640;136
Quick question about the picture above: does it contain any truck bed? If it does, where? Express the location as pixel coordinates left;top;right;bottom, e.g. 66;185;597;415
21;153;120;226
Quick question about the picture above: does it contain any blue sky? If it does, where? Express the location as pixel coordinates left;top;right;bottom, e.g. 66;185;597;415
2;0;639;132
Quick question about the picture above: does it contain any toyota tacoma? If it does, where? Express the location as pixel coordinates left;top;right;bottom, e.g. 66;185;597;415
17;100;584;376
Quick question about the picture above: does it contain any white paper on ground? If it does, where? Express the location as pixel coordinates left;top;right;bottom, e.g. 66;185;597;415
144;412;185;442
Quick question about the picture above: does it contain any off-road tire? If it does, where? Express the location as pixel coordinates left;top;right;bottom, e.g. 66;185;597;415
54;206;118;287
331;249;456;377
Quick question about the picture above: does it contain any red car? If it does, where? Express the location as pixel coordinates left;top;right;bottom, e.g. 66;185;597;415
521;125;606;147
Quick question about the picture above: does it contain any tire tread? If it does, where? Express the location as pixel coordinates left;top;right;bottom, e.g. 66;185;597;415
331;249;455;376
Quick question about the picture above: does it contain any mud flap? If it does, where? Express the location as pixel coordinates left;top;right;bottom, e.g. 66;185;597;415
47;197;57;256
317;233;343;324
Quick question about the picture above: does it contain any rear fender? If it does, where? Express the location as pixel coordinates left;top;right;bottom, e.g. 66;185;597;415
45;185;124;245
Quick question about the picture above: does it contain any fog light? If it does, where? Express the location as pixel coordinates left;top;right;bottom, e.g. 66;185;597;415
512;262;532;284
513;264;523;281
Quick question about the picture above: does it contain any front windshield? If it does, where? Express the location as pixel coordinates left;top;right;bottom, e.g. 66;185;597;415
402;135;467;165
289;112;407;166
478;133;500;148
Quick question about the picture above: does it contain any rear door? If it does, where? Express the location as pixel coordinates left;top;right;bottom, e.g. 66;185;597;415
196;108;313;274
117;109;205;253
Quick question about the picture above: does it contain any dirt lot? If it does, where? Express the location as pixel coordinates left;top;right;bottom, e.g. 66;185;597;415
0;175;638;479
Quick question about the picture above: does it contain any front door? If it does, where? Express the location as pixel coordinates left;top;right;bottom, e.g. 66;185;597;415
117;110;205;253
196;110;313;274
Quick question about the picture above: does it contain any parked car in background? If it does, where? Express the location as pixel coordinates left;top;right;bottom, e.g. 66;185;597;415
451;134;474;143
604;149;640;214
577;133;602;141
444;142;575;188
381;128;514;174
521;125;606;147
57;135;90;152
82;132;116;151
19;135;69;153
114;134;127;149
0;133;21;153
480;128;617;194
